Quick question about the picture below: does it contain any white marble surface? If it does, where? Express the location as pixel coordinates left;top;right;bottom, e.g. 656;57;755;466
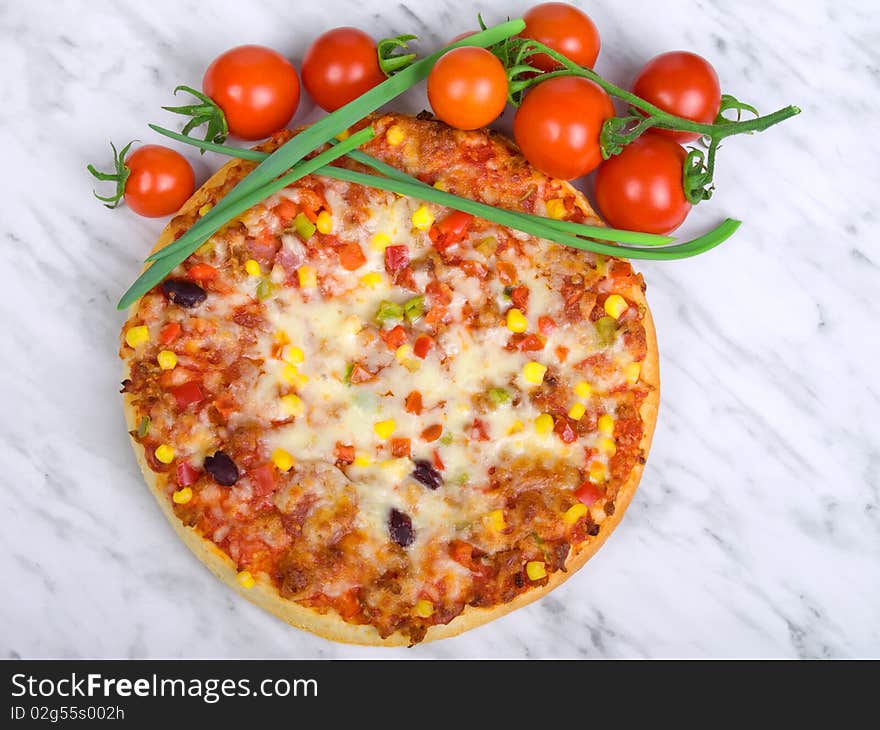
1;0;878;659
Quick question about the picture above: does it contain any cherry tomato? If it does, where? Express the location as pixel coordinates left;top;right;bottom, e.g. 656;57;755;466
632;51;721;143
513;76;614;180
301;27;385;112
203;45;300;140
427;47;508;130
521;2;601;71
593;135;691;234
124;145;194;218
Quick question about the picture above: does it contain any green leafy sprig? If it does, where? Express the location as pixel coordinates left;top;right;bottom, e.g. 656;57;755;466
161;85;229;149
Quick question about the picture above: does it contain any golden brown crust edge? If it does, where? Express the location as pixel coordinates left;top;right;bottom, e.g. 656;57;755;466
121;117;660;646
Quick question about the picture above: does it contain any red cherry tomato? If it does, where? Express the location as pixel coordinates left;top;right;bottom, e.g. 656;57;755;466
513;76;614;180
123;145;195;218
427;47;508;130
521;2;601;70
593;135;691;234
203;45;300;140
632;51;721;143
301;27;386;112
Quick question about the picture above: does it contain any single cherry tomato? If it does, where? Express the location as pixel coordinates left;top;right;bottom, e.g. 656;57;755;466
124;145;195;218
593;135;691;234
203;45;300;140
513;76;614;179
521;2;601;71
427;47;508;130
301;27;386;112
632;51;721;143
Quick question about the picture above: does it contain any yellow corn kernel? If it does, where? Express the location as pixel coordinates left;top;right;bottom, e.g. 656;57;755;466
282;345;305;365
245;258;262;277
157;349;178;370
386;124;405;146
172;487;192;505
522;361;547;385
545;198;567;220
280;394;305;417
508;419;524;435
335;128;350;141
275;330;290;345
597;414;615;436
316;210;333;234
598;437;617;456
563;502;588;525
568;402;586;421
624;362;641;384
484;509;507;532
534;413;554;435
526;560;547;581
198;203;214;217
154;444;175;464
281;364;309;388
589;461;608;483
395;344;412;363
360;272;383;288
271;448;294;472
414;599;434;618
574;381;593;399
604;294;628;319
125;325;149;348
433;180;446;191
353;453;372;467
371;232;391;251
237;570;255;589
402;358;421;373
374;419;396;440
411;205;434;230
297;265;317;289
506;308;528;333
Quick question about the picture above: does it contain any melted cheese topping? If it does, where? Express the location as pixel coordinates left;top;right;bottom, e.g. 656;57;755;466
228;183;635;591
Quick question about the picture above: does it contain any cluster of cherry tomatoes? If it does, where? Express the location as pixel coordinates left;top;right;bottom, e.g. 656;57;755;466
425;3;722;234
96;2;725;235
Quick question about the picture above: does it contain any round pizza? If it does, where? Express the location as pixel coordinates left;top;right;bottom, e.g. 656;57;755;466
119;112;659;645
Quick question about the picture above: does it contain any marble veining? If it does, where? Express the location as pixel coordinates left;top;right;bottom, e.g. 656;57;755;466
1;0;877;658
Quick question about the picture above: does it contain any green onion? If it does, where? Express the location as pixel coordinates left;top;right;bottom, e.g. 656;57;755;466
292;212;316;241
440;432;454;445
117;127;374;310
147;113;741;271
149;123;680;249
136;416;150;438
143;19;524;269
316;166;702;259
403;295;425;322
375;300;404;324
343;363;355;386
595;316;618;345
488;387;511;405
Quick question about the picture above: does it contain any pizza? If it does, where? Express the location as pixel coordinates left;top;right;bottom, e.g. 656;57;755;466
119;112;659;645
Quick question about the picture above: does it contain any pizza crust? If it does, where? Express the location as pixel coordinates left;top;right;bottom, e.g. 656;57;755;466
122;116;660;646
